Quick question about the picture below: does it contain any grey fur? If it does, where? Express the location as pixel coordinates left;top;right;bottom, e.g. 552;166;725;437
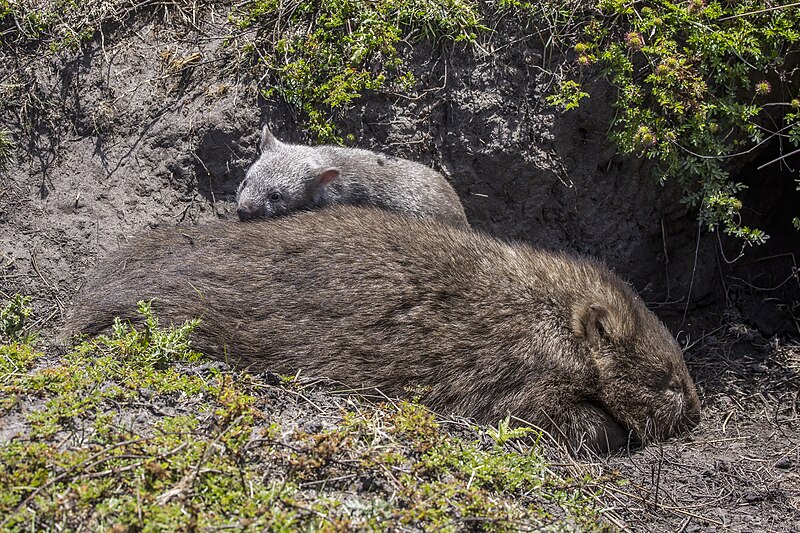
63;207;700;453
235;127;469;228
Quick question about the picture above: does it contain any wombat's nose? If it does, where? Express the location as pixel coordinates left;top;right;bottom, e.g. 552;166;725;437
684;392;702;428
237;201;264;221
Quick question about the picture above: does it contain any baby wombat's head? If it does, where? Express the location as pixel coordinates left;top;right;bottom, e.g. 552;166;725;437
571;285;701;449
236;126;340;221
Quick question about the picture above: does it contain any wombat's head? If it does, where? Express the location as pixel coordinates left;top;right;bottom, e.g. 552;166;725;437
572;288;701;449
236;126;341;221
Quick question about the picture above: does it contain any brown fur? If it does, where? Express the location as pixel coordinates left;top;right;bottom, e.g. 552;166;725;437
63;206;700;453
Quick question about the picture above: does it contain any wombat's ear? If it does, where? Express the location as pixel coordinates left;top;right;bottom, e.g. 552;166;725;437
572;303;610;344
260;126;280;152
316;168;340;187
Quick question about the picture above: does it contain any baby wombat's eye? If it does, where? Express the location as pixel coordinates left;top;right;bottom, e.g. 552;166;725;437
240;179;248;190
269;192;283;202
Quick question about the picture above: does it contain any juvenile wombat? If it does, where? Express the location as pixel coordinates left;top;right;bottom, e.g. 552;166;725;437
63;207;700;453
235;127;469;228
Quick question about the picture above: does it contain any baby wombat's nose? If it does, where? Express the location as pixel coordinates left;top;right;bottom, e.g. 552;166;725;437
237;201;264;221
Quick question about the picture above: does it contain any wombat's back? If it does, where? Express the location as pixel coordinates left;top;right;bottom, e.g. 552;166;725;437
66;207;545;358
320;145;469;227
64;206;700;452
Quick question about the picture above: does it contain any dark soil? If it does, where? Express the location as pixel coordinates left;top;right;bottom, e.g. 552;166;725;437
1;6;798;531
602;318;800;531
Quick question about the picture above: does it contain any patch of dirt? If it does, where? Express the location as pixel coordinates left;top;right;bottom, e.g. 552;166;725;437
600;317;800;531
2;6;799;531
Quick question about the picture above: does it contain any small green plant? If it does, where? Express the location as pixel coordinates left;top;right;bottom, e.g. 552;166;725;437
232;0;485;142
550;1;800;244
103;300;201;368
0;294;32;343
547;79;589;111
486;414;538;445
0;0;11;19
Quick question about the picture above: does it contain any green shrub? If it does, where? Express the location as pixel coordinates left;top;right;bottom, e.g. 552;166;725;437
0;295;32;343
232;0;485;142
550;1;800;244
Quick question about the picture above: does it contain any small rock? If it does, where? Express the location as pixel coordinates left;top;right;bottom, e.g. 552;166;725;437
774;457;792;469
744;491;761;503
304;420;324;433
358;475;382;492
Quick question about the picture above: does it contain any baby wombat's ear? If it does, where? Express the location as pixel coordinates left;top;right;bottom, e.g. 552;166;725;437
260;126;281;152
315;168;340;187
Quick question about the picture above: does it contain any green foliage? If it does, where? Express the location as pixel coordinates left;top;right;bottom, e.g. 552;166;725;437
340;400;608;530
0;294;32;343
233;0;485;142
104;300;201;368
554;1;800;244
486;414;538;445
0;0;96;50
17;304;206;439
547;79;589;111
0;305;273;530
0;344;38;400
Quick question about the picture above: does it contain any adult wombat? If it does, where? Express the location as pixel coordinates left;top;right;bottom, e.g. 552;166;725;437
63;207;700;453
235;127;469;228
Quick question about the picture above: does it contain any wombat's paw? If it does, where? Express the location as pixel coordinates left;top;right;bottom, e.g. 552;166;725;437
566;402;636;454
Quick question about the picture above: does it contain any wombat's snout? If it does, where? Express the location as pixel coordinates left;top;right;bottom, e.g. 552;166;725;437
237;201;266;221
683;388;702;428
